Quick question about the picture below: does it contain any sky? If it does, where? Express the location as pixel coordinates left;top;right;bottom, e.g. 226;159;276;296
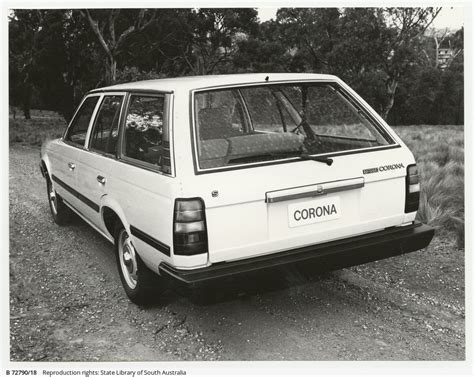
257;6;464;30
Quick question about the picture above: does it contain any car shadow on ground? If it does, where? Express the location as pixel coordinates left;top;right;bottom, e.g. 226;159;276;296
66;213;338;308
162;263;336;308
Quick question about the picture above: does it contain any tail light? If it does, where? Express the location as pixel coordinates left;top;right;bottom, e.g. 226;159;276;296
173;198;208;255
405;164;420;213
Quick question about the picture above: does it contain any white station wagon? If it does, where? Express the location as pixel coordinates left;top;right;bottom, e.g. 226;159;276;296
40;73;434;304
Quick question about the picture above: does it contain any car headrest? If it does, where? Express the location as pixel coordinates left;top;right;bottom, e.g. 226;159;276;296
198;107;236;140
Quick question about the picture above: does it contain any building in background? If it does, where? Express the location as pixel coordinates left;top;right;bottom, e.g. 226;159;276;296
438;47;455;69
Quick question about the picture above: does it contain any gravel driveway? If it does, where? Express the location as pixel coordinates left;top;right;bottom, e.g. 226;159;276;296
9;144;465;361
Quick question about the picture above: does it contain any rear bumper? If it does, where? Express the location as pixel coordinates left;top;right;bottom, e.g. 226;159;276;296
158;221;434;286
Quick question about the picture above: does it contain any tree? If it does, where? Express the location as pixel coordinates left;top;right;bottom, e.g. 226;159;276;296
444;26;464;69
59;10;103;121
378;7;441;119
422;27;449;68
387;26;463;125
9;10;45;118
117;9;191;77
9;9;102;121
176;8;259;75
276;8;341;72
232;20;295;72
9;7;461;125
274;7;442;120
80;9;158;85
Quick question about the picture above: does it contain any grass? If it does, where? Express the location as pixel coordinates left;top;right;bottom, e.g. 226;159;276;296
393;125;464;247
9;112;464;247
9;109;67;146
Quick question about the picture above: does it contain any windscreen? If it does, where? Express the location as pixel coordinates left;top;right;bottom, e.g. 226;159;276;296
193;83;394;170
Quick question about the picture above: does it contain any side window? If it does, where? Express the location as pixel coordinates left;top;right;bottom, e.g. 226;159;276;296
240;87;296;133
123;95;165;168
89;95;124;154
64;96;99;146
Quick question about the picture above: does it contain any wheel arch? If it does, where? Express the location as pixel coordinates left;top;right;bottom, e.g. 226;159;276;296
40;157;52;180
100;197;158;274
100;196;130;240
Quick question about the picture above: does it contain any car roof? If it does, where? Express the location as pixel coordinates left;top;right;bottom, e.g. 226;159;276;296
88;73;339;93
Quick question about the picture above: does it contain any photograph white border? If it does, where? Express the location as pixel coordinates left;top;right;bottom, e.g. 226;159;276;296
1;0;472;375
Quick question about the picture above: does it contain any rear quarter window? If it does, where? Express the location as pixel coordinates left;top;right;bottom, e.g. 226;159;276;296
122;94;171;174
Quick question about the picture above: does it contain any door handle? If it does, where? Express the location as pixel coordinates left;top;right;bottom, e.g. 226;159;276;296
97;175;106;185
68;162;75;171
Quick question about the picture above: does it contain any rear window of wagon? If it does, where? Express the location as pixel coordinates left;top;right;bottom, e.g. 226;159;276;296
192;82;396;171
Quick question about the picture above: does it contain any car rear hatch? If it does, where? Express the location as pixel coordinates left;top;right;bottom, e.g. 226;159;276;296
187;79;414;264
186;146;412;264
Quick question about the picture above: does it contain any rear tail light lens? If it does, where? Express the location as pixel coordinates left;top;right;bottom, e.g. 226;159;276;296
405;164;420;213
173;198;208;255
174;221;205;233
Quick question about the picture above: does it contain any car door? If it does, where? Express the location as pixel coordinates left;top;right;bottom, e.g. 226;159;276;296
48;95;101;210
75;93;126;229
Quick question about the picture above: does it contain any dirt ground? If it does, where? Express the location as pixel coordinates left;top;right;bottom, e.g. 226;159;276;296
9;144;465;361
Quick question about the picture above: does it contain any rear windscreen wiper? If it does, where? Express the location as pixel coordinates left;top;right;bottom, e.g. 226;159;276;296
228;152;295;164
228;153;333;166
297;154;334;166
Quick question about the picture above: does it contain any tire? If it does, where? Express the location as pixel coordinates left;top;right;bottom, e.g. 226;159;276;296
46;176;71;225
114;224;163;305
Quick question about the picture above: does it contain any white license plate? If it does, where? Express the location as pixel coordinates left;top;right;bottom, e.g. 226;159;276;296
288;197;341;228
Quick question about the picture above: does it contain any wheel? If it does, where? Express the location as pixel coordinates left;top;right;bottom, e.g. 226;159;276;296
46;176;71;225
114;225;163;305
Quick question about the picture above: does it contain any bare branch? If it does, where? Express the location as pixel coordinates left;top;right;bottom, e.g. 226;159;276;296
116;26;136;49
136;9;145;29
115;9;157;48
81;10;113;60
438;27;448;47
423;7;442;33
207;52;230;74
453;49;462;59
182;50;197;74
138;9;158;31
157;47;181;62
109;9;120;48
422;49;432;66
446;48;463;68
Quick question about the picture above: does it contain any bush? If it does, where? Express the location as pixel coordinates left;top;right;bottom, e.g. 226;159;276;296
394;125;464;247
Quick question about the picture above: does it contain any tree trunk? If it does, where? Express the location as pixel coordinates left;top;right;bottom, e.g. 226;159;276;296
22;84;32;120
58;71;76;124
58;84;75;124
195;52;206;75
104;56;117;85
456;89;463;125
381;78;398;120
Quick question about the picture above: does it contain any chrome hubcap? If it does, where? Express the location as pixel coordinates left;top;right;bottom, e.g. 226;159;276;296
118;230;138;289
